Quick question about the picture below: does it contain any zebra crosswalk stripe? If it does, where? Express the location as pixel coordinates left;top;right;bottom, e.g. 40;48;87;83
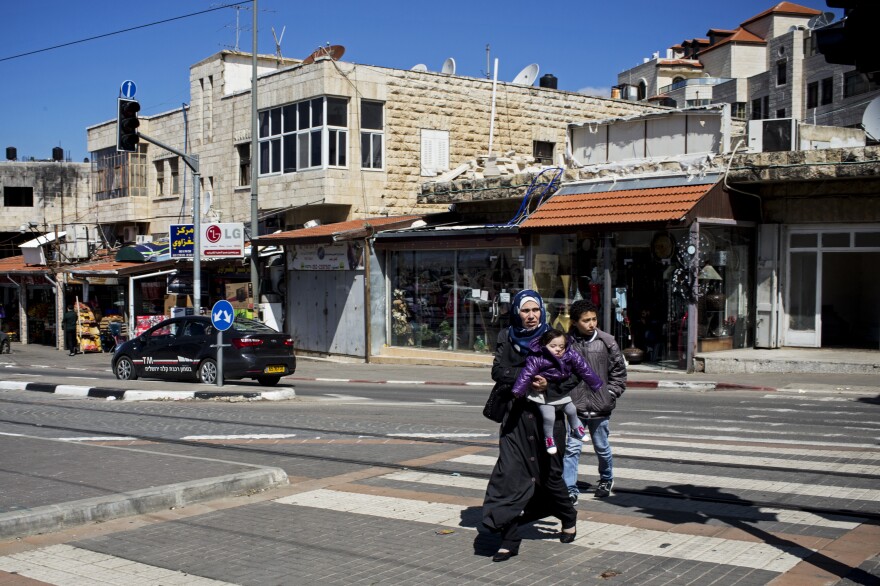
275;488;811;572
448;454;880;501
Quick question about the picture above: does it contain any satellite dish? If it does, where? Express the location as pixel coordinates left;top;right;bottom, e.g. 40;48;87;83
301;44;346;65
863;96;880;142
512;63;539;86
807;11;835;29
441;57;456;75
411;63;428;72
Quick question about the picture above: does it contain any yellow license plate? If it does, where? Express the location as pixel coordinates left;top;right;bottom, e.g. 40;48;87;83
264;365;285;374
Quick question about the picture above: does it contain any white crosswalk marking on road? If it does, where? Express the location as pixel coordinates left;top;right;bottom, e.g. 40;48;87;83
613;435;880;458
610;446;880;475
618;421;864;439
449;454;880;501
387;433;491;438
0;544;233;585
379;471;859;529
275;489;811;572
181;433;298;440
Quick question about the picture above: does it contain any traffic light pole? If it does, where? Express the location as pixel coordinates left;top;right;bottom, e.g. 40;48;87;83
136;132;201;317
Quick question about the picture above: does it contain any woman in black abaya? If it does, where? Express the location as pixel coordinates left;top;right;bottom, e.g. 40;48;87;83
481;289;578;562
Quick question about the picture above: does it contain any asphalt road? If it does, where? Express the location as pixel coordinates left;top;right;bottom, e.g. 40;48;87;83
0;366;878;585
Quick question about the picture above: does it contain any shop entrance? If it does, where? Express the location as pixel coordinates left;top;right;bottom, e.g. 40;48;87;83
785;228;880;348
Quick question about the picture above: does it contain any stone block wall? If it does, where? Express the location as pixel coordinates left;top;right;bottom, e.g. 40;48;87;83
0;162;92;233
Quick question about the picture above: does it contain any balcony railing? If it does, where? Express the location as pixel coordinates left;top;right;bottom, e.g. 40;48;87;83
658;77;732;95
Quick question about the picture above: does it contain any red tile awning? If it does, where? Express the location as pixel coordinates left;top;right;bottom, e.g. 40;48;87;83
519;182;718;230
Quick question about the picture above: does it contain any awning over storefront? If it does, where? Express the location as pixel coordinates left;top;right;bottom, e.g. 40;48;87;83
520;174;723;230
115;241;170;262
66;259;179;278
0;255;54;286
253;215;426;245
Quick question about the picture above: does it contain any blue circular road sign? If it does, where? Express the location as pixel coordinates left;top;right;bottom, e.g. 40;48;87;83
120;80;137;99
211;300;235;331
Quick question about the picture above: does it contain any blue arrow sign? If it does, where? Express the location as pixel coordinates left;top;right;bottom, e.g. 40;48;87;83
211;300;235;331
120;80;137;99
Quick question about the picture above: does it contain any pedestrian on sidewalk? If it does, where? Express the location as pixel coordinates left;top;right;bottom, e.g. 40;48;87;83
482;290;578;562
563;300;627;503
62;303;78;356
510;328;602;454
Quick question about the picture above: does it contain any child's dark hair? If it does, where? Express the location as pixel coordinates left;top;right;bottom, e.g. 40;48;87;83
569;299;598;322
539;328;566;346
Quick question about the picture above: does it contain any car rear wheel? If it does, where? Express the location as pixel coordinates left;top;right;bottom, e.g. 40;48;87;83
257;375;281;386
198;359;218;384
114;356;138;380
0;339;10;354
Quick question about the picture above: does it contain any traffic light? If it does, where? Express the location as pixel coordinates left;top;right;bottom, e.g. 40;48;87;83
117;98;141;152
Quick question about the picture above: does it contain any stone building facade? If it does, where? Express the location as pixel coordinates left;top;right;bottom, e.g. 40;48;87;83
615;2;880;128
86;50;659;239
0;161;92;257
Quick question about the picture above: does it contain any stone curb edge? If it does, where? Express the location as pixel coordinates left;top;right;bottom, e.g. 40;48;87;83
0;467;289;540
0;381;296;401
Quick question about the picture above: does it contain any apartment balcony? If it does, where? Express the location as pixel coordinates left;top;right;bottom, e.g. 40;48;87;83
658;77;732;95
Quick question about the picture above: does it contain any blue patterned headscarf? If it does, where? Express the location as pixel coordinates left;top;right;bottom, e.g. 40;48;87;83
508;289;549;354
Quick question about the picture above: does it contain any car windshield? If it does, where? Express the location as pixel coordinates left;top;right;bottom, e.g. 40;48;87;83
231;318;279;334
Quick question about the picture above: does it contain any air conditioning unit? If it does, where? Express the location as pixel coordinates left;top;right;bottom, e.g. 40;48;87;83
122;226;138;243
60;224;91;260
748;118;798;153
135;234;153;244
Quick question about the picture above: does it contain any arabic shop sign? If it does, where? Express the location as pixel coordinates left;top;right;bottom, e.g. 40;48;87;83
170;224;195;259
171;223;245;259
288;242;364;271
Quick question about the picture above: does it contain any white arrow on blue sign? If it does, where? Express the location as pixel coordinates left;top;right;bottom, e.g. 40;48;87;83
211;300;235;331
120;80;137;99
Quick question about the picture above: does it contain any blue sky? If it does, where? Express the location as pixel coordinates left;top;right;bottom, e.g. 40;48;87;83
1;1;839;162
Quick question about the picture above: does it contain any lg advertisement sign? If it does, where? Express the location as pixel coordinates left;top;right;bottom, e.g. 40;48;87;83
171;223;245;259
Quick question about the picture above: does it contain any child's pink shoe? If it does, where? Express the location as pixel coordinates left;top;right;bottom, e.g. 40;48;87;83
571;426;587;441
545;437;557;454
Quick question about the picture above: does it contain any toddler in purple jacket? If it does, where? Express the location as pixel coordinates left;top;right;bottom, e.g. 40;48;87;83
511;328;603;454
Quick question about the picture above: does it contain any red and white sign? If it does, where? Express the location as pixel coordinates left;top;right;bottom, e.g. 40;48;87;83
201;223;245;258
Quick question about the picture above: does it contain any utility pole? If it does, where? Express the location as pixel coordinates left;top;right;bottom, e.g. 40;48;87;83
250;0;260;319
137;132;201;317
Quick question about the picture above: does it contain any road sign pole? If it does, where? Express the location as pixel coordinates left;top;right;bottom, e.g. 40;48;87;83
210;299;234;388
217;329;223;387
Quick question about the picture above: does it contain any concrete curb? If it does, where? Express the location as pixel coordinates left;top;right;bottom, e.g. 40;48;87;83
0;467;289;540
0;381;297;401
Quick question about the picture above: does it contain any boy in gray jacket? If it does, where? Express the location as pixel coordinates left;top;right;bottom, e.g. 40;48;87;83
562;300;627;503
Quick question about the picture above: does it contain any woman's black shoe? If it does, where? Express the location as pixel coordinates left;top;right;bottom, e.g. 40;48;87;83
560;530;577;543
492;549;517;562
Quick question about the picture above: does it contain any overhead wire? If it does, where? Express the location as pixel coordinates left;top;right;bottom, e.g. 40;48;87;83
0;2;254;63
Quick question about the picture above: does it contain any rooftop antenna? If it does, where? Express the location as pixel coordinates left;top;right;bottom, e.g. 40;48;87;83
410;63;428;71
441;57;456;75
272;25;286;64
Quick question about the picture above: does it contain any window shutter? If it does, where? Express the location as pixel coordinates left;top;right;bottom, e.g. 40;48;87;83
421;129;449;176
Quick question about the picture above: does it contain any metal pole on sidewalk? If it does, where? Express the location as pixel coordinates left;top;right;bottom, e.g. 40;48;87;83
216;328;223;387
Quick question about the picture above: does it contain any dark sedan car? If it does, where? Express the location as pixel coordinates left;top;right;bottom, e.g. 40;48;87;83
112;316;295;386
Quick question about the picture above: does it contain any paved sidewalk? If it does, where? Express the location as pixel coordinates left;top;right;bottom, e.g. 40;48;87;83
0;434;287;540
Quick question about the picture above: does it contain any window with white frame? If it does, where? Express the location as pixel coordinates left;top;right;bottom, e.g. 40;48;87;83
258;96;349;176
361;100;384;170
420;129;449;176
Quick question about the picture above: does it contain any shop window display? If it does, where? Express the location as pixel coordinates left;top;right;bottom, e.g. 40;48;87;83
389;248;523;352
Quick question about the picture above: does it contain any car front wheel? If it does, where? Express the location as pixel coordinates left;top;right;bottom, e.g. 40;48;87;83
257;376;281;386
198;359;218;384
114;356;138;380
0;340;10;354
